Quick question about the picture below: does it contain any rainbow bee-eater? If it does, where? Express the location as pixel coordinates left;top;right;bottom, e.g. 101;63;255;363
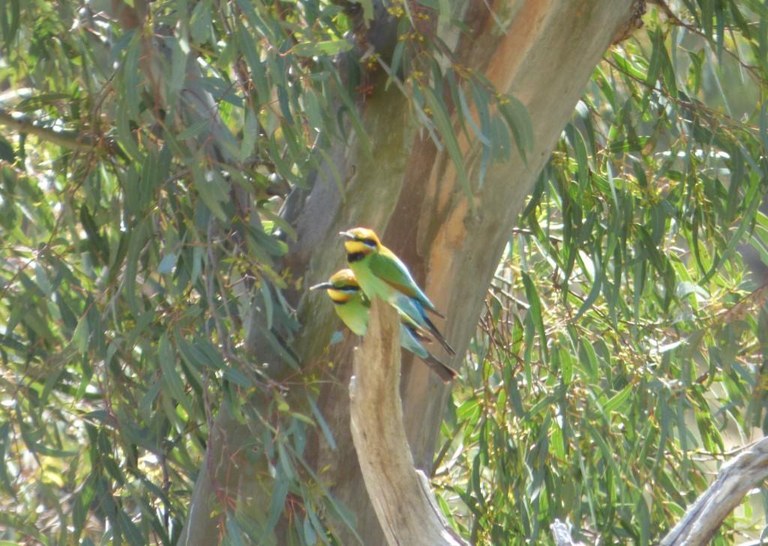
338;227;455;356
311;269;457;382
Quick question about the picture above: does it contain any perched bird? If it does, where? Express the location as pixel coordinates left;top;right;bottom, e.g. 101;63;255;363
311;269;458;382
310;269;368;336
338;227;455;356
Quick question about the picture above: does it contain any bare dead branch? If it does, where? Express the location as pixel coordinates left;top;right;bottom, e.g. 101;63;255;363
349;298;467;546
661;436;768;546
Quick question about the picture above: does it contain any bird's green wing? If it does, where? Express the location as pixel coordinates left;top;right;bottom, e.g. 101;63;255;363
370;248;435;308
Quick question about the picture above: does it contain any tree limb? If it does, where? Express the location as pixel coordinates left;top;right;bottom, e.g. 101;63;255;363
349;299;467;546
661;436;768;545
0;109;99;152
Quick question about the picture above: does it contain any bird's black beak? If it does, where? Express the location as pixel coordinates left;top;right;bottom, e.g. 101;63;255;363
338;231;354;240
309;282;333;291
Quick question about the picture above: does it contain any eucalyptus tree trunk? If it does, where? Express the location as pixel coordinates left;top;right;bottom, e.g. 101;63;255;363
182;1;641;544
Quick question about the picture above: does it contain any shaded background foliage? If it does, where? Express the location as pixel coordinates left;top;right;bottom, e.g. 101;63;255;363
0;1;766;545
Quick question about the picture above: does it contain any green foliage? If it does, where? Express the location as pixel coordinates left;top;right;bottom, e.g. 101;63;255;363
1;0;767;545
439;2;768;545
0;0;357;543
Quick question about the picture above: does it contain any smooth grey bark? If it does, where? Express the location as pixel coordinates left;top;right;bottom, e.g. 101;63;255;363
182;27;415;546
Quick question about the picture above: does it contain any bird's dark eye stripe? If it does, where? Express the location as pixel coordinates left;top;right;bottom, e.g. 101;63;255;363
359;238;377;248
334;285;360;293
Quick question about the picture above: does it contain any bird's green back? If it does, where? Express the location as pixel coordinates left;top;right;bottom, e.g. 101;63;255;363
368;247;436;311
